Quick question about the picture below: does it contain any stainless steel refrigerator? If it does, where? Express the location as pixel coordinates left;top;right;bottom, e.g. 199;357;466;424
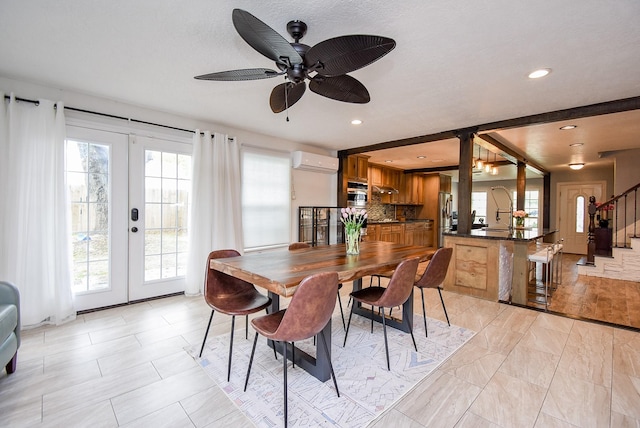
438;192;453;247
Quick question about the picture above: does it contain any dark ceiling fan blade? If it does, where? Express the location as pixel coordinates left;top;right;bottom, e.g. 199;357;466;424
305;35;396;77
270;82;306;113
232;9;303;66
194;68;283;81
309;74;370;103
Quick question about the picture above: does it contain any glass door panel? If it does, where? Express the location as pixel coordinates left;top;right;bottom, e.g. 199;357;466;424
65;126;128;310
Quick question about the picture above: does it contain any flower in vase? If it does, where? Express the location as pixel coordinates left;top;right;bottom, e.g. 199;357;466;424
513;210;529;218
341;207;367;254
340;207;368;233
513;210;528;227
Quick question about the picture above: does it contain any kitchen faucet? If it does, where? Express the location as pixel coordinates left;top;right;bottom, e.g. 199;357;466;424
491;186;513;232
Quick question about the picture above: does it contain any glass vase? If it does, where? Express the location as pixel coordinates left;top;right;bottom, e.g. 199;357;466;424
515;217;525;229
345;228;360;255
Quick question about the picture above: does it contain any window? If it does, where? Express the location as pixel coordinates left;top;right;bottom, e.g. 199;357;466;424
242;149;291;250
66;140;110;293
471;192;487;224
143;150;191;281
513;190;540;228
576;195;585;233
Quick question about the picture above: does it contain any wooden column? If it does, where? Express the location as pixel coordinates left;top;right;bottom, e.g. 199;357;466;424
543;174;551;230
456;129;475;234
516;161;526;211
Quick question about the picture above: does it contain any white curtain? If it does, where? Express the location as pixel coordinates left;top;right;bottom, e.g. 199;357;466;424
185;131;244;295
0;94;75;326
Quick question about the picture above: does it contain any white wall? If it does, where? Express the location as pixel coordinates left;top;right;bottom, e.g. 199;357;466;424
0;75;337;243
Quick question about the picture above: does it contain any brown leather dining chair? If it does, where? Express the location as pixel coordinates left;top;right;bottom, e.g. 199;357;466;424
244;271;340;428
199;249;272;382
414;247;453;337
343;257;420;371
288;242;346;330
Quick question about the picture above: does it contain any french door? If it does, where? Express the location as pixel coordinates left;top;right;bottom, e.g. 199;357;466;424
128;135;191;301
66;126;191;310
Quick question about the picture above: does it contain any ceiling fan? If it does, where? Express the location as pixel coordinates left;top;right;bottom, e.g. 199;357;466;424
195;9;396;114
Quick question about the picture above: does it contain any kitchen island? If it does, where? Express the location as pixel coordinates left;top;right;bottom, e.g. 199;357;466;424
442;228;557;304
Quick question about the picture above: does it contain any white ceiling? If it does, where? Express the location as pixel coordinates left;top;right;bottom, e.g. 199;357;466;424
2;0;640;174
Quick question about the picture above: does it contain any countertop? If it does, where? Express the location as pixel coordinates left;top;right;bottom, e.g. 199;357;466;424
443;228;557;241
367;219;434;224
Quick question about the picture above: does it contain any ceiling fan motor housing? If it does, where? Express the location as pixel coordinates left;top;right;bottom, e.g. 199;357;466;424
287;20;307;42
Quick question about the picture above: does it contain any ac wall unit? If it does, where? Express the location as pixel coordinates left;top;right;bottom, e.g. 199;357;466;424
292;151;338;174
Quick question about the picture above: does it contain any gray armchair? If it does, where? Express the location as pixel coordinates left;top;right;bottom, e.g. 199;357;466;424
0;281;20;375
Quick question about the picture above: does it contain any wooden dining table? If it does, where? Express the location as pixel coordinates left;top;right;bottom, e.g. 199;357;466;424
209;241;435;381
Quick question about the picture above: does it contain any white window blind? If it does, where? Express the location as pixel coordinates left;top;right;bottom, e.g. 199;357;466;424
242;148;291;250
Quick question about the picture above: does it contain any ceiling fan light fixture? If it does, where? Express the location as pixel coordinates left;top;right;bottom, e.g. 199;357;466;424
528;68;551;79
569;163;585;170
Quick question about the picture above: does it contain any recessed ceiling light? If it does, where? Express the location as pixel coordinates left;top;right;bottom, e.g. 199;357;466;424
351;119;362;125
569;163;585;170
560;125;576;130
569;143;583;147
417;155;426;159
528;68;551;79
385;160;393;163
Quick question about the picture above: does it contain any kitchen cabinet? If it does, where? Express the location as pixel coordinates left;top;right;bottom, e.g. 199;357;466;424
403;222;422;246
379;223;404;243
362;224;379;242
366;220;434;246
346;155;369;182
369;164;383;186
439;174;452;193
424;220;434;247
404;220;435;247
404;173;424;205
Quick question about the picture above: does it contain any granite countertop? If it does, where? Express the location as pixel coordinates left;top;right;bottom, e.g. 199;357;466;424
443;228;557;241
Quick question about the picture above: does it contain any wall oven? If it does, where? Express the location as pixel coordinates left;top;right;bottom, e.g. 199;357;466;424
347;181;368;208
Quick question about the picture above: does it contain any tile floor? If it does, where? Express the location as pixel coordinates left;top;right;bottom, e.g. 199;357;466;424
1;274;639;427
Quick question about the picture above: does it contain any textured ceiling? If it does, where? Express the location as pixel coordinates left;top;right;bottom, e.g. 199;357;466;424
1;0;640;173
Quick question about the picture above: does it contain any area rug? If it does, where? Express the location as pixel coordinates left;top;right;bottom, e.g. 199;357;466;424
188;310;475;427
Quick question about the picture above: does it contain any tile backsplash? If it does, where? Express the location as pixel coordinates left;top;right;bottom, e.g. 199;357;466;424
367;194;416;221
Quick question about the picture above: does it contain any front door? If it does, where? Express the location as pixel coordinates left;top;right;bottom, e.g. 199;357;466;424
557;182;605;254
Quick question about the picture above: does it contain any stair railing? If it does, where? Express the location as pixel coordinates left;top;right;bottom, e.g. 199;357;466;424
587;182;640;264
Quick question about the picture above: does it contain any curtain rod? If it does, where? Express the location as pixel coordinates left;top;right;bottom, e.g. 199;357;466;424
4;94;198;135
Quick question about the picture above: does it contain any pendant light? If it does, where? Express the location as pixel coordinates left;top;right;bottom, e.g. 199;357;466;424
484;149;491;173
476;146;484;169
490;152;499;175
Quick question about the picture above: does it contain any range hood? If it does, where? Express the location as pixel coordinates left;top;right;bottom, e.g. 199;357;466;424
372;185;399;194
